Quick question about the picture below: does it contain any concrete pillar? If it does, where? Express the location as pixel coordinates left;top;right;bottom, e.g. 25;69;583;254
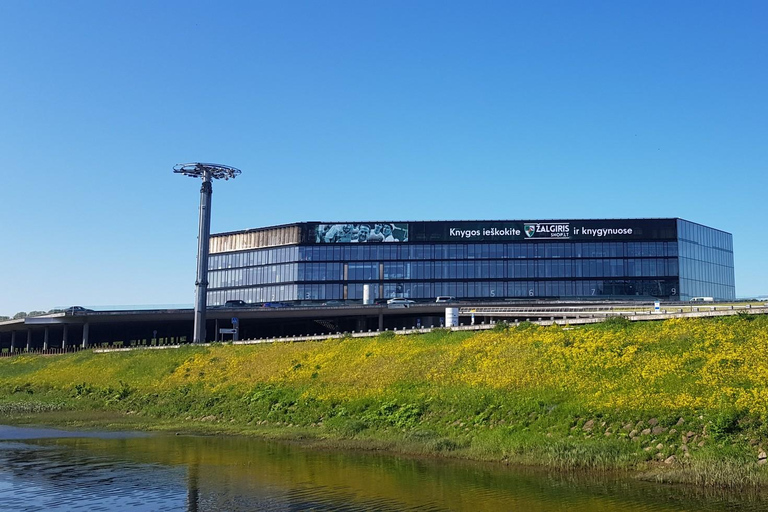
26;329;32;351
378;313;384;331
62;325;68;349
43;327;49;350
82;322;90;348
10;331;16;352
446;308;459;328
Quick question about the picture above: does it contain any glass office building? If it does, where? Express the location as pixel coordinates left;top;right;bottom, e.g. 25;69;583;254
206;219;735;304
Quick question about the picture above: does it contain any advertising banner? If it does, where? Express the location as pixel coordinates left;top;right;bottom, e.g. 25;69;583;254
308;220;676;244
313;223;409;243
412;219;677;242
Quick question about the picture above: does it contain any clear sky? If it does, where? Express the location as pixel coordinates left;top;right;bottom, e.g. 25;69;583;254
1;1;766;315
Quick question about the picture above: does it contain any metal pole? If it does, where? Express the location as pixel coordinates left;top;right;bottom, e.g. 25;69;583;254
174;162;241;344
193;170;213;343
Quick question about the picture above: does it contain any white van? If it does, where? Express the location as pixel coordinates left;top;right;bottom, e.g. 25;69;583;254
435;296;455;303
690;297;714;302
387;297;415;308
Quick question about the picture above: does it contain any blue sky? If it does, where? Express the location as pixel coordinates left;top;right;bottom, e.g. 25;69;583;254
1;1;766;315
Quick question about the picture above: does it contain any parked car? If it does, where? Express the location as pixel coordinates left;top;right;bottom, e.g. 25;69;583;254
387;297;415;308
66;306;93;313
263;302;292;308
435;296;456;303
224;300;248;307
321;300;345;307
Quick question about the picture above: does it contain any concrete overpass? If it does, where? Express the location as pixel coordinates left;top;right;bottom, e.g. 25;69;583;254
0;302;453;352
2;301;765;354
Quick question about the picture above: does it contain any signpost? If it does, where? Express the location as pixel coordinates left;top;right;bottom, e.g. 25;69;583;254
218;317;240;341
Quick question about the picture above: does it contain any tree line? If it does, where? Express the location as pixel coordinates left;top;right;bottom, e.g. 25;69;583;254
0;310;61;321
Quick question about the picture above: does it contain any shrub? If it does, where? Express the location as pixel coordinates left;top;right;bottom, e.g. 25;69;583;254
710;409;745;440
492;321;510;332
602;316;631;328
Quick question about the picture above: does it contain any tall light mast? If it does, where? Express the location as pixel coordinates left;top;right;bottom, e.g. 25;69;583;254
174;162;241;343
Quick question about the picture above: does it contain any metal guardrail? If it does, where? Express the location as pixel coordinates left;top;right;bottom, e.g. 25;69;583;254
461;306;628;314
459;304;768;317
0;346;88;358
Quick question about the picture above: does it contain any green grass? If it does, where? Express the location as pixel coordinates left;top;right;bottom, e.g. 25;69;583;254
2;316;768;487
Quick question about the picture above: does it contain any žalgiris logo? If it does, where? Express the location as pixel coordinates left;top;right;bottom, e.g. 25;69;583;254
524;223;571;238
524;224;536;238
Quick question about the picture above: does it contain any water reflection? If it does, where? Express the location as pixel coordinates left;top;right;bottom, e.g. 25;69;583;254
0;425;766;511
0;441;186;511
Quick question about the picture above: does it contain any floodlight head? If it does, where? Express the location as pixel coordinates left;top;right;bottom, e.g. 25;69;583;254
173;162;242;180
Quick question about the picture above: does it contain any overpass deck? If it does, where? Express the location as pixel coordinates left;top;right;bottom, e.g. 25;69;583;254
2;302;766;354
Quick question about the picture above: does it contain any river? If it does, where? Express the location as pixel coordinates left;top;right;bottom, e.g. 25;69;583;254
0;424;765;511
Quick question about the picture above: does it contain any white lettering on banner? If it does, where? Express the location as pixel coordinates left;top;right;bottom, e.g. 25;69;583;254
449;228;481;238
449;227;520;239
447;224;635;239
579;227;634;237
483;228;521;237
536;224;570;234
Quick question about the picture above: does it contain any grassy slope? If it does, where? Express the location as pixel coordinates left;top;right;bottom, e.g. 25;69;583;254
2;315;768;486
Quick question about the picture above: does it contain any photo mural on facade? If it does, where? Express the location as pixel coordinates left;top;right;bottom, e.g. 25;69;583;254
314;223;409;243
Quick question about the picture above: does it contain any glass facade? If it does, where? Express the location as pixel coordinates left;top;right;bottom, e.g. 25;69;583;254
677;219;735;301
206;219;735;305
